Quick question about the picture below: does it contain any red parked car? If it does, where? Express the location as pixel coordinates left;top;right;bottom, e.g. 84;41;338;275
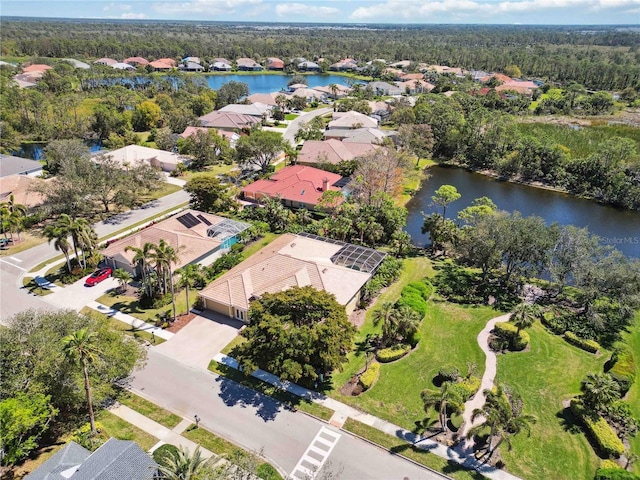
85;267;113;286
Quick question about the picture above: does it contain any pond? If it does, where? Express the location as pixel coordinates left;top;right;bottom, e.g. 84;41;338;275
15;140;102;160
204;73;355;94
405;165;640;258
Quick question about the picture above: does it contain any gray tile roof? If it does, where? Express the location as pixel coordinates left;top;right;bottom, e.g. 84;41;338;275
25;441;90;480
0;154;43;177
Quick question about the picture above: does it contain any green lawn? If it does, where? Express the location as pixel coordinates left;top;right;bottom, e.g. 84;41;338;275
97;287;192;324
182;163;237;180
284;113;299;121
22;276;54;296
79;306;167;345
496;322;608;480
343;418;483;480
117;392;182;429
139;182;182;202
623;312;640;476
96;410;158;451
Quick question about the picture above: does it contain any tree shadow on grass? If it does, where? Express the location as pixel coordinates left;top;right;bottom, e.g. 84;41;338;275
214;374;284;423
557;407;583;434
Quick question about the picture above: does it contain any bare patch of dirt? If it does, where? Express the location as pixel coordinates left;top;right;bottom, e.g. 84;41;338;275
348;308;366;328
340;375;364;396
166;312;196;333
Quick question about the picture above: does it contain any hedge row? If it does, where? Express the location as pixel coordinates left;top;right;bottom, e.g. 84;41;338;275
395;280;431;317
564;331;600;354
608;345;636;394
376;344;411;363
595;468;640;480
359;362;380;391
493;322;530;351
570;399;625;457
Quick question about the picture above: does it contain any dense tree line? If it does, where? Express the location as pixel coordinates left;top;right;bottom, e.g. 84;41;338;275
2;19;639;90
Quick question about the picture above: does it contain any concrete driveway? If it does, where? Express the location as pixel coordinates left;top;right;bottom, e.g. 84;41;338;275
43;274;119;311
155;312;243;368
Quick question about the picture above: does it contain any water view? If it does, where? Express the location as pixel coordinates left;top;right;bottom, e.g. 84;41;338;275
405;165;640;258
204;73;354;94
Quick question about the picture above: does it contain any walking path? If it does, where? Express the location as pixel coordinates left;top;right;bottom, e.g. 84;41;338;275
86;301;174;340
459;313;511;440
213;353;521;480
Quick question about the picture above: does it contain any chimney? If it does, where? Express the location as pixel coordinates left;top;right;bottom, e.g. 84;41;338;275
322;177;329;192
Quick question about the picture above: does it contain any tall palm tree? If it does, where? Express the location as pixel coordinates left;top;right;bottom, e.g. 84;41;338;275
509;302;541;334
580;373;620;414
43;224;73;273
174;264;201;314
156;446;209;480
75;219;97;269
467;384;536;461
62;328;101;434
55;214;79;265
125;242;155;297
113;268;133;294
421;382;465;433
2;195;27;241
151;240;185;322
372;301;395;343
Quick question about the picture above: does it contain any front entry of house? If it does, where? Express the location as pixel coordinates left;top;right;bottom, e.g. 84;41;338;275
234;308;246;322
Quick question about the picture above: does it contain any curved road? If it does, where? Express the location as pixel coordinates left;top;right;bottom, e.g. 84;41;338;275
282;107;332;145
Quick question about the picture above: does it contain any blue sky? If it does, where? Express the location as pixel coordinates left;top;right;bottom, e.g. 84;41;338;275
1;0;639;24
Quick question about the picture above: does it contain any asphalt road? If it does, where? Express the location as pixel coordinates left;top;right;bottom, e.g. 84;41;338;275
282;107;333;145
132;349;442;480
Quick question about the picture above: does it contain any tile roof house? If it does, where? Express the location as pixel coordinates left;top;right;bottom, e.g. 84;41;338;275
0;154;43;177
290;87;324;102
368;81;403;96
102;209;249;275
236;58;263;71
247;92;281;107
197;111;260;131
96;145;189;172
327;111;378;130
25;438;158;480
241;165;343;210
324;128;395;144
63;59;91;69
0;174;46;208
112;62;135;71
330;58;358;71
210;61;232;71
182;56;201;65
313;85;351;99
479;73;513;84
157;58;177;67
199;232;386;319
399;72;424;81
179;126;240;147
495;80;540;95
149;60;174;71
267;57;285;70
218;102;271;117
94;58;118;66
123;57;149;66
298;60;320;71
297;139;377;166
22;64;53;74
396;79;435;94
179;61;204;72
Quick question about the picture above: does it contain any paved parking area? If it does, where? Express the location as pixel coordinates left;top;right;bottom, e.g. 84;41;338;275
155;312;243;368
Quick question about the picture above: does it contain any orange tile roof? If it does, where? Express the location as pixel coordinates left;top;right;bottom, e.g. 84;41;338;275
123;56;149;65
22;64;52;73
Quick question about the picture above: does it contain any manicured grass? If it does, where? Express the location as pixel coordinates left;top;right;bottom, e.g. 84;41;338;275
97;288;192;324
623;312;640;476
496;322;608;480
183;426;283;480
22;276;54;296
182;163;237;180
208;360;334;421
220;334;246;355
96;410;158;451
0;232;46;256
240;232;280;259
343;418;483;480
139;182;182;202
117;392;182;429
80;306;167;345
284;113;299;121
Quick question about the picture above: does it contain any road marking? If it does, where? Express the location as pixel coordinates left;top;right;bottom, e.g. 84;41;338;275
9;256;22;262
290;426;341;479
0;258;27;271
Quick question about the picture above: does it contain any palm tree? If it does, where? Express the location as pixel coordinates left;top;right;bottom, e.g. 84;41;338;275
125;242;155;297
43;224;73;273
113;269;133;294
421;382;465;433
467;384;536;461
1;195;27;241
62;328;101;434
391;305;422;342
580;373;620;414
151;240;185;322
328;83;338;99
75;219;97;269
55;214;79;265
174;264;201;314
509;302;542;334
156;446;209;480
372;301;395;343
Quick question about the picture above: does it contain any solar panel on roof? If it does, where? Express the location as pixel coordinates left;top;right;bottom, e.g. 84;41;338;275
176;212;200;229
197;214;212;226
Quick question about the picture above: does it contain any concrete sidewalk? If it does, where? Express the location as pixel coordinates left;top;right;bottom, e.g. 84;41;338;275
213;354;522;480
86;301;174;340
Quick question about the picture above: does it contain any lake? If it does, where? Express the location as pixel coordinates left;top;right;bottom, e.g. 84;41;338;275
204;74;354;94
405;165;640;258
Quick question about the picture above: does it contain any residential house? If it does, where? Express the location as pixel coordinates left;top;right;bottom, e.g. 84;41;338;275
399;72;424;82
428;65;465;77
382;68;405;81
102;209;249;275
496;80;540;96
297;139;377;166
0;174;46;208
330;58;358;71
247;92;282;107
12;74;38;88
241;164;343;210
179;126;240;147
396;79;435;94
123;56;149;66
62;58;91;69
22;64;53;74
479;73;513;84
290;88;324;103
25;438;158;480
96;145;189;172
197;111;260;131
368;81;403;96
236;58;263;71
313;84;351;99
218;102;271;118
149;60;174;71
94;57;118;66
389;60;411;68
211;61;232;71
199;232;386;319
182;56;201;65
367;100;392;119
267;57;285;70
0;154;43;177
298;60;320;71
325;127;396;144
179;61;205;72
327;111;378;130
111;62;135;71
288;83;308;92
157;58;177;67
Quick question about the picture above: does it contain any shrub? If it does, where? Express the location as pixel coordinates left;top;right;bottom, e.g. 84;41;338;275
458;376;481;400
608;345;636;394
256;463;283;480
595;469;640;480
407;330;421;348
359;362;380;391
570;399;625;457
541;311;566;335
376;344;411;363
153;444;178;466
438;365;460;383
493;322;530;351
406;281;431;299
396;293;428;317
564;331;600;353
139;292;172;309
600;460;623;470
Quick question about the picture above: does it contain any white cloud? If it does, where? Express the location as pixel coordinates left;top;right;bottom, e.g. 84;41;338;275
103;2;133;12
275;2;340;17
349;0;640;19
120;12;148;19
153;0;262;16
